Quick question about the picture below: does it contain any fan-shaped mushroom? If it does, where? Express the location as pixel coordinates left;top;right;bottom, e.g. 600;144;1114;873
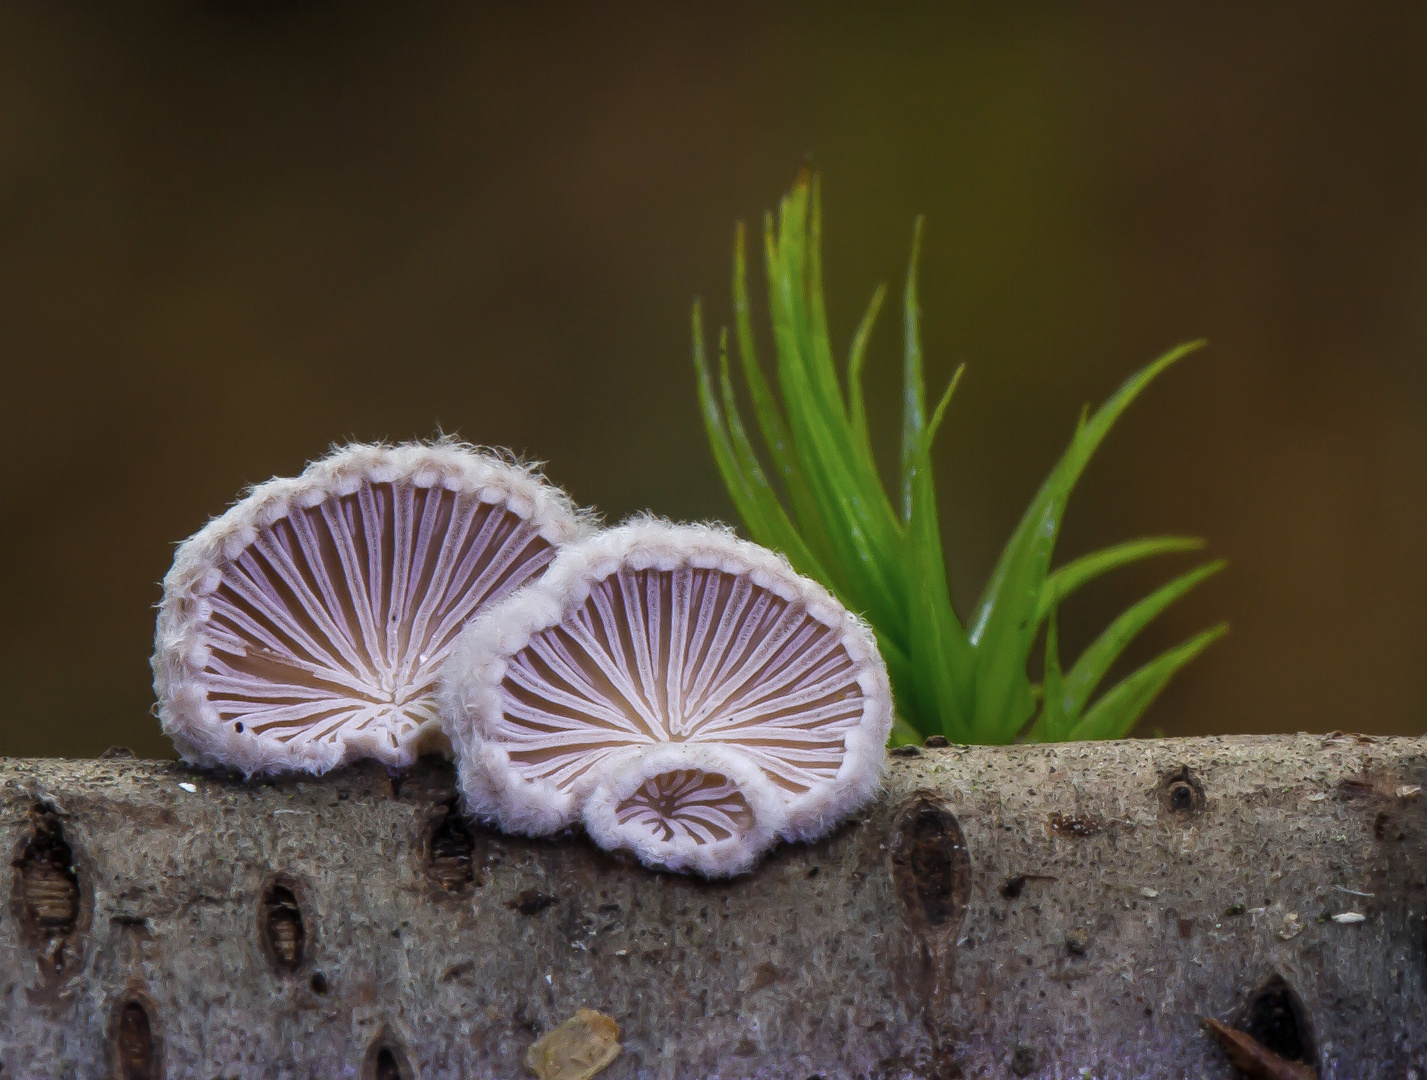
439;519;893;874
153;441;589;775
582;742;782;876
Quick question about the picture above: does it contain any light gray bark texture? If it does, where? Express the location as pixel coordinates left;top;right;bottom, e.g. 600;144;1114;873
2;734;1424;1080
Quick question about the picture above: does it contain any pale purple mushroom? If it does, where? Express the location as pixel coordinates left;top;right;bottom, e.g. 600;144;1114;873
153;441;589;775
439;519;893;876
580;743;782;876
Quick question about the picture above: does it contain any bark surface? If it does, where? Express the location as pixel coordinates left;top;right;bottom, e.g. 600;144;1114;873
2;734;1424;1079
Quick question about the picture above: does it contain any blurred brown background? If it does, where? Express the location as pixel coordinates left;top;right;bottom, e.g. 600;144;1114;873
1;2;1423;759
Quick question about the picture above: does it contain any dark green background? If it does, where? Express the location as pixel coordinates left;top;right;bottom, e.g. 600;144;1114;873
3;3;1424;758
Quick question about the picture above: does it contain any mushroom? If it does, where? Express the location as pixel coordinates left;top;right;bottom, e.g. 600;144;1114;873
439;519;893;875
153;441;589;775
580;743;782;876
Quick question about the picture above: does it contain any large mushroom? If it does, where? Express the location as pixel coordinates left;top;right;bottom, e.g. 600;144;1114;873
439;519;893;875
153;441;589;775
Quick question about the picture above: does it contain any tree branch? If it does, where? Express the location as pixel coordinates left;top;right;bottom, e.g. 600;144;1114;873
3;733;1423;1078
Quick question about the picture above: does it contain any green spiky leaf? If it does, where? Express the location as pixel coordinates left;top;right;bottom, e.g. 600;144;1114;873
1060;559;1226;721
1066;623;1229;741
691;171;1223;748
1037;536;1206;625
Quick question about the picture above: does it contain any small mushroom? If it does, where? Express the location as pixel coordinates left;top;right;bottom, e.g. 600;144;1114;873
153;441;588;774
440;519;893;874
581;743;781;876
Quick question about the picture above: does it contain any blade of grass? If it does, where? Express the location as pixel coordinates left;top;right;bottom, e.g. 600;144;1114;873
803;186;907;556
1066;623;1228;741
770;190;907;565
970;476;1062;742
875;627;916;721
731;223;796;481
1061;559;1226;719
693;304;777;540
774;183;846;432
847;283;887;464
693;305;832;585
807;176;843;422
906;368;975;737
970;340;1207;646
731;223;839;571
713;331;836;587
1037;605;1068;741
967;343;1205;738
1037;537;1206;625
900;216;927;523
763;219;908;634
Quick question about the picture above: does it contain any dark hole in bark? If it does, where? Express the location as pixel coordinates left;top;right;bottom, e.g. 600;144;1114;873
427;801;477;891
309;971;329;994
1000;874;1055;899
890;794;971;936
13;801;80;974
1010;1044;1037;1077
1373;811;1405;842
115;1000;158;1080
1338;778;1377;799
373;1049;401;1080
506;889;558;915
262;881;305;973
1158;766;1206;817
364;1033;411;1080
1243;974;1316;1065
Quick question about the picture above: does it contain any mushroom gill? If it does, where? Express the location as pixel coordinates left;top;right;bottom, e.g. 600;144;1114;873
153;442;588;774
581;745;781;876
440;519;893;874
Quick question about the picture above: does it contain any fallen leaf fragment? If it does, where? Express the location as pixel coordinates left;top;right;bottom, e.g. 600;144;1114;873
526;1009;622;1080
1201;1017;1318;1080
1277;913;1304;940
1398;784;1422;799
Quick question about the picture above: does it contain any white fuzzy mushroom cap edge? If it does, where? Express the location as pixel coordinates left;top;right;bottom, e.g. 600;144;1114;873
438;516;895;862
152;439;594;776
582;742;785;877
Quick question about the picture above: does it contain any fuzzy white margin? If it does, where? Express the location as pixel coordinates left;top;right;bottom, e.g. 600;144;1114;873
581;743;784;878
152;439;593;776
439;517;894;873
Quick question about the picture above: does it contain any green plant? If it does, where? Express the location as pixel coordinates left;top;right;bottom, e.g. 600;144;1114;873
691;173;1226;746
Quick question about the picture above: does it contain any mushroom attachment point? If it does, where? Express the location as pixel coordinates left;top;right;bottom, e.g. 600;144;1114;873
440;519;893;876
153;441;589;775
